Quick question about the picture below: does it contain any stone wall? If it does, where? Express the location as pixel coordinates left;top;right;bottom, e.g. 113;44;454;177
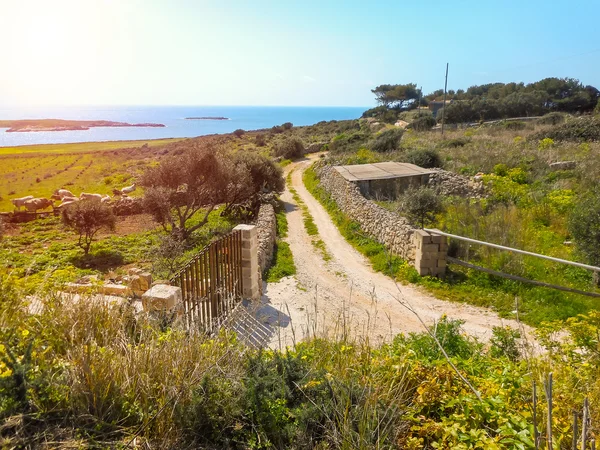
255;203;277;274
316;165;446;276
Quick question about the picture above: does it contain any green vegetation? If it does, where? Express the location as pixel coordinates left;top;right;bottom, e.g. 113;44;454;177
287;172;332;263
0;138;180;156
265;202;296;282
397;187;444;228
4;277;600;447
363;77;599;125
61;201;116;255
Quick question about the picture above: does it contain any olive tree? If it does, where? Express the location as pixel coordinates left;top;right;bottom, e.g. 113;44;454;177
62;201;116;255
141;143;234;240
398;187;444;228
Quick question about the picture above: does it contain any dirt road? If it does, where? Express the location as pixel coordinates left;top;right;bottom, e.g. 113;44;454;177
256;156;535;350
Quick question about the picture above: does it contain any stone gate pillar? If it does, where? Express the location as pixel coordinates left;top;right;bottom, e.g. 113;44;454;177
234;224;261;301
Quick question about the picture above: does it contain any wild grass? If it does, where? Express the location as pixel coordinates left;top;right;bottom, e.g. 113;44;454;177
265;202;297;282
0;138;181;155
2;276;600;448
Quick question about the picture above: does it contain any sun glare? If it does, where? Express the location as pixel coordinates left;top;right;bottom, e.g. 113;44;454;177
1;0;124;105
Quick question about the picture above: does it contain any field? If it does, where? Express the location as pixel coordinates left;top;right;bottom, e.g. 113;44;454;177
0;139;182;211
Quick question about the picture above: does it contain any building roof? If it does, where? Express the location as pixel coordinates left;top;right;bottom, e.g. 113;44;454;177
333;162;433;182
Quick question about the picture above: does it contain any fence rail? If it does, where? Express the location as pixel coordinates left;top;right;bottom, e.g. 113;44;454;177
425;228;600;297
170;230;243;332
424;228;600;273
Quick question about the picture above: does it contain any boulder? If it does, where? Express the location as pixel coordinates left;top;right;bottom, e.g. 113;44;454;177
142;284;182;312
549;161;577;171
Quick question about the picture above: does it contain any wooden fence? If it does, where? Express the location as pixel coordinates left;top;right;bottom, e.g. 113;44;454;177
170;230;244;332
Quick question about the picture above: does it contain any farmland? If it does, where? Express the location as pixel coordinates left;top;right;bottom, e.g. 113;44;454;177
0;139;181;211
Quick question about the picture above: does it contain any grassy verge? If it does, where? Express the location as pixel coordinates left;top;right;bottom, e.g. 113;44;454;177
303;165;599;326
287;171;332;262
264;201;297;282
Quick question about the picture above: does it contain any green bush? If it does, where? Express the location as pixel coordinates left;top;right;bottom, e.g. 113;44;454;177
282;122;293;130
569;189;600;268
398;186;444;228
255;133;267;147
537;112;567;125
328;132;370;154
531;116;600;142
369;128;404;153
409;114;436;131
402;148;442;168
273;138;305;159
233;129;245;138
439;136;470;148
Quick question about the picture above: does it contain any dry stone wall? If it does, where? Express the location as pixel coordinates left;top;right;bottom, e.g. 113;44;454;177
255;203;277;274
316;165;446;276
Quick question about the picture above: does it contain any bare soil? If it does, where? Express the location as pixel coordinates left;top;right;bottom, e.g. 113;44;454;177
256;156;538;351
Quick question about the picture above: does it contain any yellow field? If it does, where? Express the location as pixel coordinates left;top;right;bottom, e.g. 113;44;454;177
0;138;182;211
0;138;181;156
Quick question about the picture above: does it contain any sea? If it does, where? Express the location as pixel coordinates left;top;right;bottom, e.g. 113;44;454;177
0;105;367;147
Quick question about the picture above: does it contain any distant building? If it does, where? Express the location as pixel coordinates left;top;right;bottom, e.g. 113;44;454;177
428;100;452;118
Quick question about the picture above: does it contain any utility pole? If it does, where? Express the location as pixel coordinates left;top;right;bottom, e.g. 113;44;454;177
417;85;422;111
441;63;449;135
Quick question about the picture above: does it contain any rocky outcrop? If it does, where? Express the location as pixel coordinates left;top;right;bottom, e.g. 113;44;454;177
427;169;485;198
112;197;144;216
255;203;277;274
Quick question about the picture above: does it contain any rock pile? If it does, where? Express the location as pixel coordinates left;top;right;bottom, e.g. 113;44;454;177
427;169;486;198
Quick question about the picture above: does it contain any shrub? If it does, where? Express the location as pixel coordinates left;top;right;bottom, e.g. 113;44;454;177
369;128;404;153
273;138;304;159
537;112;566;125
409;114;436;131
490;326;521;362
281;122;293;130
538;137;555;150
329;132;370;154
531;116;600;142
398;186;444;228
569;190;600;278
255;133;267;147
233;129;245;138
440;136;470;148
500;120;526;131
402;149;442;168
493;163;509;177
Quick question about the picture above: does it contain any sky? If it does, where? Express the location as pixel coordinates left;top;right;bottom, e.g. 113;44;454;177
1;0;599;107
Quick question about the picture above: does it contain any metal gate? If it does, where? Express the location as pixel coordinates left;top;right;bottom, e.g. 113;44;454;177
171;230;244;331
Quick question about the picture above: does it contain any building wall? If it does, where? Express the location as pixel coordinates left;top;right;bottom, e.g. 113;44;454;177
317;165;446;276
356;174;430;200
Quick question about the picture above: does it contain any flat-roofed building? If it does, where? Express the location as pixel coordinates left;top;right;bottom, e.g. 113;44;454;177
333;162;432;200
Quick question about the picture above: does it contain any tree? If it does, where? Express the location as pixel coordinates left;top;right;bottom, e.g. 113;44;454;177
273;138;304;159
399;187;444;228
61;201;116;255
222;152;284;217
371;83;420;110
141;143;234;240
569;190;600;284
233;129;245;138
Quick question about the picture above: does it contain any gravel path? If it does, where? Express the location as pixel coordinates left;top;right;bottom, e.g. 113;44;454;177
256;156;536;350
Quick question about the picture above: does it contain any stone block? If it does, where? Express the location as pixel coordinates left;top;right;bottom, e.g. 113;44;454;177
413;229;431;244
139;272;152;290
101;283;132;297
142;284;182;311
422;243;440;253
430;234;444;244
437;259;447;268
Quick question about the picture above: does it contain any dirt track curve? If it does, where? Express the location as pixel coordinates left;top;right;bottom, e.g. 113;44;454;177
256;156;535;350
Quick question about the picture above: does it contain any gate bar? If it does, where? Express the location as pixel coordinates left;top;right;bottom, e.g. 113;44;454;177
425;228;600;273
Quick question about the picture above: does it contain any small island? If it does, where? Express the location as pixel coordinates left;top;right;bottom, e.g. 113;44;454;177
0;119;166;133
185;117;229;120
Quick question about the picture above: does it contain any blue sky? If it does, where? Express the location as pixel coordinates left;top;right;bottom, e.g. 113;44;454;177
1;0;598;106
